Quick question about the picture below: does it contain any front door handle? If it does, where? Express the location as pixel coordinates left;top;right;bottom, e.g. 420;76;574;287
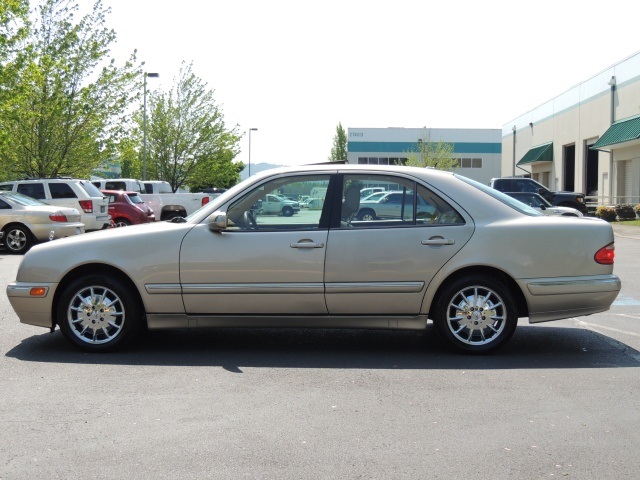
421;237;455;246
291;240;325;249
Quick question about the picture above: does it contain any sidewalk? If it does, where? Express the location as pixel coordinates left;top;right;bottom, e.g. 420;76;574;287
612;223;640;240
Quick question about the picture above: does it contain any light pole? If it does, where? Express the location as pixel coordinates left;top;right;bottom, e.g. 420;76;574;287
143;72;159;181
248;128;258;177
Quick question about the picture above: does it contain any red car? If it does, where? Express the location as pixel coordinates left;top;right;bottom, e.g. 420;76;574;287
101;190;155;227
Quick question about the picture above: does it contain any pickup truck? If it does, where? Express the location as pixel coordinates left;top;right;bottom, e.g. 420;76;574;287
91;178;212;221
489;177;588;214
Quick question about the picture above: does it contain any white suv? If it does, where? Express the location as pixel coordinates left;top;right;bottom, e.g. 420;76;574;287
0;178;111;231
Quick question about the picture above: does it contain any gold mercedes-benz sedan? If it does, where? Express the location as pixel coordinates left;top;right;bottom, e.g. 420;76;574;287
6;165;621;353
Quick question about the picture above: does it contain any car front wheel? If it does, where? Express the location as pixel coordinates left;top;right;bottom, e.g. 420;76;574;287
57;274;143;352
2;225;33;254
432;275;517;353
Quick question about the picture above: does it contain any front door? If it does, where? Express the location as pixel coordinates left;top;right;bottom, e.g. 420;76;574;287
179;174;333;315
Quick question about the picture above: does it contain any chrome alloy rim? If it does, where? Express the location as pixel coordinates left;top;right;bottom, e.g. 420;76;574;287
67;286;125;344
6;228;27;251
446;286;506;345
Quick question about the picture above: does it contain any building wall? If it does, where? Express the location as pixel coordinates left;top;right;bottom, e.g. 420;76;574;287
347;127;502;184
502;51;640;204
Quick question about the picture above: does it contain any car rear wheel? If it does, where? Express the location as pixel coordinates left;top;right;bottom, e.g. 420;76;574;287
57;274;143;352
282;206;294;217
432;275;517;353
2;225;33;254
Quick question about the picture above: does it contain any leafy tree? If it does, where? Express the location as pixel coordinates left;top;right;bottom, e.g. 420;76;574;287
0;0;29;178
329;122;347;162
405;136;459;171
144;62;242;192
0;0;140;180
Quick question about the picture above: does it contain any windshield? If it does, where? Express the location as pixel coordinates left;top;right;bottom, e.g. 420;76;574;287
457;174;543;216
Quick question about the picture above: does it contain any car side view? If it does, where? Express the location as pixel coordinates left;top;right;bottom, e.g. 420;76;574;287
6;165;620;354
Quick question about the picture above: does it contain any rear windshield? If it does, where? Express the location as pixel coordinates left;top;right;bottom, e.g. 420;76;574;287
78;181;105;198
457;174;543;216
126;193;145;204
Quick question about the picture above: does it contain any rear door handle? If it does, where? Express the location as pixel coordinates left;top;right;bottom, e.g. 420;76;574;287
422;238;455;246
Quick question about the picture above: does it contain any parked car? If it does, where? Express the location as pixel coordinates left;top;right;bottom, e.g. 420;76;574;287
0;191;85;254
356;191;435;221
258;193;300;216
0;178;110;231
102;190;156;227
504;192;583;217
489;177;587;214
6;165;620;354
361;191;388;202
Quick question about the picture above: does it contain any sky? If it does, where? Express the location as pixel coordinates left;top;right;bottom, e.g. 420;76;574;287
103;0;640;168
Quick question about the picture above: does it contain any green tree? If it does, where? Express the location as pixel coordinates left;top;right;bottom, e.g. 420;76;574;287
405;136;459;171
0;0;140;180
144;62;241;192
0;0;29;178
329;122;347;162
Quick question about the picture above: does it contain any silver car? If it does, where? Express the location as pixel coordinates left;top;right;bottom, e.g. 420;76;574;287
6;165;621;353
0;191;85;254
504;192;584;217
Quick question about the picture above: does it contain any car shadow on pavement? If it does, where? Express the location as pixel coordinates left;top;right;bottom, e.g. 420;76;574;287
5;323;640;370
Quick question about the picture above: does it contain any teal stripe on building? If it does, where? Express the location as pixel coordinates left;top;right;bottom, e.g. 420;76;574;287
348;141;502;154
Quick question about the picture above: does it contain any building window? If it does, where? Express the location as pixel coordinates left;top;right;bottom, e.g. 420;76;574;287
358;157;368;164
459;158;483;168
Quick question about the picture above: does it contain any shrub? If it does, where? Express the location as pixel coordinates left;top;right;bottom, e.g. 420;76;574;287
615;204;636;220
634;204;640;215
595;205;616;222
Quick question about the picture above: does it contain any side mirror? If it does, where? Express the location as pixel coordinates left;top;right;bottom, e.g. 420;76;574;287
539;204;547;210
208;212;228;232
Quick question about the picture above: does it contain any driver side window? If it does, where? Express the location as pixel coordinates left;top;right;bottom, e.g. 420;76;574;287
226;175;331;231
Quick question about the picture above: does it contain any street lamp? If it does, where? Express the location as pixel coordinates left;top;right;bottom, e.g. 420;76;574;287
248;127;258;177
143;72;159;181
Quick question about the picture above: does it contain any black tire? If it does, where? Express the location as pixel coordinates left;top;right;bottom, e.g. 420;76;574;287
2;224;33;254
282;206;294;217
56;274;143;352
432;275;517;353
357;209;376;221
113;218;132;227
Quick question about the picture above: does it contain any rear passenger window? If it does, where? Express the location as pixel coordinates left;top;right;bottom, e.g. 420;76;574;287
49;183;77;199
17;183;46;200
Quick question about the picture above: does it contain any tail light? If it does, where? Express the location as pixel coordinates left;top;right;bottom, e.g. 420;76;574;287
594;242;615;265
49;212;68;222
202;197;210;206
78;200;93;213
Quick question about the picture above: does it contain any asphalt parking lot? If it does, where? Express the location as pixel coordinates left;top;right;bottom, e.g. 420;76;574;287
1;225;639;479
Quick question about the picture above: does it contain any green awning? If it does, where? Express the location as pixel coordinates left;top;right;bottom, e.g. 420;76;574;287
591;114;640;150
516;142;553;166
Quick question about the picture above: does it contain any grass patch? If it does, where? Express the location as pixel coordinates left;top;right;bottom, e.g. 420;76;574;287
615;219;640;227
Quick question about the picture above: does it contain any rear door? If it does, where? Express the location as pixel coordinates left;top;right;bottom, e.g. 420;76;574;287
324;172;474;315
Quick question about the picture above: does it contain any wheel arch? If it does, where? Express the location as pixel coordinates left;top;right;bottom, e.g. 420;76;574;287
52;263;144;329
428;266;529;319
2;221;33;237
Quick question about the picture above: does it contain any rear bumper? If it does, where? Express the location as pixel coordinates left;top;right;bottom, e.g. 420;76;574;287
519;274;621;323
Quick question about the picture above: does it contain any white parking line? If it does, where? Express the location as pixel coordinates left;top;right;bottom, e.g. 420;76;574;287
576;319;640;337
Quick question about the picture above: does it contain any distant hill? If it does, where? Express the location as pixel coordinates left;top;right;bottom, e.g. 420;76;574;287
240;162;285;181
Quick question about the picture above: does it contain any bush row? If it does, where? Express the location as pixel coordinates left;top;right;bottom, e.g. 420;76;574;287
595;204;640;222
